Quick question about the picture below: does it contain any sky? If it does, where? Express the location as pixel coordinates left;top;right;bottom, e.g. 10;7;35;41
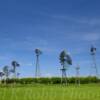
0;0;100;77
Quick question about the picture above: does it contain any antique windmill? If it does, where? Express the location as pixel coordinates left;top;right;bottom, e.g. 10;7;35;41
90;45;98;77
35;49;42;78
59;50;72;84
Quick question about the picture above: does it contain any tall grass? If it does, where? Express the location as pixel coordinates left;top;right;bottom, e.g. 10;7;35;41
0;84;100;100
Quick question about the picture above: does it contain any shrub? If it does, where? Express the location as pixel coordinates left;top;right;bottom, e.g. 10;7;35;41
0;76;99;85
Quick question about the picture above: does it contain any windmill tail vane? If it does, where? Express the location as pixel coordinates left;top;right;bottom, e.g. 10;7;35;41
91;45;96;55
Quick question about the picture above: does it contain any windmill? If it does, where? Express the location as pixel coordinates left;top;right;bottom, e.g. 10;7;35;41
0;71;5;84
2;66;9;84
90;45;98;77
75;64;80;86
11;61;20;79
3;66;9;80
59;50;72;85
35;49;42;78
17;73;20;79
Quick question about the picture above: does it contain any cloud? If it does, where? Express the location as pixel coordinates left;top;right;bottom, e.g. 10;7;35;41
40;12;100;26
0;56;8;60
20;62;33;67
71;48;86;55
83;33;100;42
43;73;52;77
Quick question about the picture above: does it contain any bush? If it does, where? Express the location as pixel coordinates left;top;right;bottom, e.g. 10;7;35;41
0;76;99;85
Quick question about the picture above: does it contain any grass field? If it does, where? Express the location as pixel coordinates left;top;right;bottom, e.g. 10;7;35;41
0;84;100;100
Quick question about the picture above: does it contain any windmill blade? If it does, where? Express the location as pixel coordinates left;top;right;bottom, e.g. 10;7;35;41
91;47;94;52
0;72;5;76
59;50;72;65
66;54;72;65
35;49;42;55
16;63;20;67
91;46;96;52
10;69;15;73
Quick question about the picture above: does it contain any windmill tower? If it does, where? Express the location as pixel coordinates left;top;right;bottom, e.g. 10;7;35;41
75;64;80;86
60;58;67;84
90;45;98;77
35;49;42;78
17;73;20;79
60;50;72;85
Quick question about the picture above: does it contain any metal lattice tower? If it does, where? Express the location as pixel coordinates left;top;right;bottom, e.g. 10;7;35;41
60;50;72;85
35;49;42;78
61;61;67;84
90;45;98;77
75;64;80;86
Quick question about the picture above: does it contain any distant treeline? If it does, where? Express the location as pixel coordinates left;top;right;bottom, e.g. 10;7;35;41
0;77;99;84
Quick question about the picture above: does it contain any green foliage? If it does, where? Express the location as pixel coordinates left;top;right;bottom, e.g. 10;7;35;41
1;77;99;85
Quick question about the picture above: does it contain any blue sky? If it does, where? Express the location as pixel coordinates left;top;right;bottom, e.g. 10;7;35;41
0;0;100;77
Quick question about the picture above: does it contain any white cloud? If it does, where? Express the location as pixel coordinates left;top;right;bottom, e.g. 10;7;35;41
40;12;100;26
43;73;52;78
20;62;33;67
83;33;100;42
72;48;86;55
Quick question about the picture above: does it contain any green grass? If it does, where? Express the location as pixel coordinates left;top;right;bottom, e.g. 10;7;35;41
0;84;100;100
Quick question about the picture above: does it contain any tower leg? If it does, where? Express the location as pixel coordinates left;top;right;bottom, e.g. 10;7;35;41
61;69;67;85
92;55;98;78
35;55;41;78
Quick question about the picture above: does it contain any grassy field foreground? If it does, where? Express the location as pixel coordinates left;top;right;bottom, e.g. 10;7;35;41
0;84;100;100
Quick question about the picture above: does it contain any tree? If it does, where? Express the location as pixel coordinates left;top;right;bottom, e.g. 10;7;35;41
11;61;20;78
